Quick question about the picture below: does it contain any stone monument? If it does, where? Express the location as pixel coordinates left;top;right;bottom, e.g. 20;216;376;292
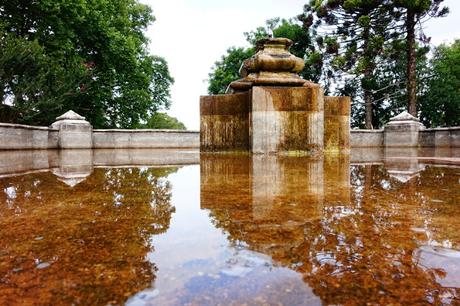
200;37;350;155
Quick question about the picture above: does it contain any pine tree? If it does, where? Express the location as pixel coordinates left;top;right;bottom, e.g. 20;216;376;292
391;0;448;116
299;0;396;129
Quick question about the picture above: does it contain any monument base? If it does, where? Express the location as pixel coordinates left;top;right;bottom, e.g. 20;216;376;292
200;85;344;155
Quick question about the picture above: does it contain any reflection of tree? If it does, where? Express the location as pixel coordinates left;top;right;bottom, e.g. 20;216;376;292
201;156;460;304
0;167;176;305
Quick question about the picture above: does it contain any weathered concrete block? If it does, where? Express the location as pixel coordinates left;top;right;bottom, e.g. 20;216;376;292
451;128;460;147
324;96;350;153
350;130;384;147
200;92;250;151
384;111;424;147
51;111;93;149
435;129;451;147
419;130;435;147
251;86;324;155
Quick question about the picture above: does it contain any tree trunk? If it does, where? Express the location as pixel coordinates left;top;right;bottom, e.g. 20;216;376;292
406;10;417;116
362;26;373;129
364;87;373;129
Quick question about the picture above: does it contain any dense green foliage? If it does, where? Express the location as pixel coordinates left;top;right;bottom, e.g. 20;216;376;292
0;0;174;128
207;47;254;95
137;112;186;130
420;40;460;127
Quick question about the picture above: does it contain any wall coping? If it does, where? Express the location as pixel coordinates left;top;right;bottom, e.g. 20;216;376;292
421;127;460;132
93;129;199;134
0;122;57;131
351;129;384;133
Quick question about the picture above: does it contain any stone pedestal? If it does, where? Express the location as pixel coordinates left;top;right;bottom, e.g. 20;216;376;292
384;111;424;147
51;110;93;149
200;92;250;151
251;86;324;155
324;97;351;153
199;37;350;155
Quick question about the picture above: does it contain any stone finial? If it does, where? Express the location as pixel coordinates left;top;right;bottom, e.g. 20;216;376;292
55;110;86;121
389;111;420;122
227;37;310;93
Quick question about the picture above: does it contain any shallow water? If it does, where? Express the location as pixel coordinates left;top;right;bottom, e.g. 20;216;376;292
0;152;459;305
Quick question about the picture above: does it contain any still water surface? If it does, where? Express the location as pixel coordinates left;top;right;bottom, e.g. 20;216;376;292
0;154;459;305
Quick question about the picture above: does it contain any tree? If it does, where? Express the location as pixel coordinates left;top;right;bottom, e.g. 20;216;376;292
0;0;174;128
392;0;448;116
420;40;460;127
299;1;396;129
346;40;430;129
207;47;254;95
138;112;186;130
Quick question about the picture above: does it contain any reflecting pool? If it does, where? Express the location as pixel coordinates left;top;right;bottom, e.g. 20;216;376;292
0;149;459;305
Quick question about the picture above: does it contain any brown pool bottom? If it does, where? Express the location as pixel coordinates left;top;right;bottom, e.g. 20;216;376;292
0;153;459;305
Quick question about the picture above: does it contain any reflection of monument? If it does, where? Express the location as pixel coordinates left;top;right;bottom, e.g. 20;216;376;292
200;37;350;154
384;148;426;183
200;154;349;256
52;150;93;187
200;156;460;304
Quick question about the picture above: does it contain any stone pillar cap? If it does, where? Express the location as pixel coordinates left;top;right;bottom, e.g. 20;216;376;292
389;111;420;122
55;110;86;121
51;110;91;129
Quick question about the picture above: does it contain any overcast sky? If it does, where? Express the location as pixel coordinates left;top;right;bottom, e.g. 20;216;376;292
142;0;460;130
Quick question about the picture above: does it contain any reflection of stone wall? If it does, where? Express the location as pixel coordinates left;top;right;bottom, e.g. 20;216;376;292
324;154;350;204
0;149;199;186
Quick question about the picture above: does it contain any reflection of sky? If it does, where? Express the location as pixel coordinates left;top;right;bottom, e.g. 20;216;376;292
128;165;319;305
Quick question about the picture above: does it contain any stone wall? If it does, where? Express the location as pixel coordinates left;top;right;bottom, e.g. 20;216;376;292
350;130;384;147
0;123;59;150
93;129;199;149
350;127;460;148
0;122;199;150
419;127;460;148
